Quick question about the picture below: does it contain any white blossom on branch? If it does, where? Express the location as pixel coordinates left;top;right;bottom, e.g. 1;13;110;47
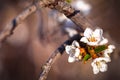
91;57;111;74
80;28;108;46
65;40;82;62
65;27;115;74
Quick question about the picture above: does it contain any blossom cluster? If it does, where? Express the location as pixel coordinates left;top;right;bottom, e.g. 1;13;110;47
65;28;115;74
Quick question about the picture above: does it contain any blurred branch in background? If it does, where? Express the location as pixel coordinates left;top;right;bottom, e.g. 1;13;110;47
0;4;37;44
0;0;94;45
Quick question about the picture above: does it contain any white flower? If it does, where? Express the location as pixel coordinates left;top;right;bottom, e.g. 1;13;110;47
65;40;81;63
103;45;115;58
91;57;111;74
80;28;108;46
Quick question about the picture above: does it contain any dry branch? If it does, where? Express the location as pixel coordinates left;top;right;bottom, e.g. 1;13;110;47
37;0;94;31
38;0;95;80
0;0;95;44
0;0;97;80
38;34;82;80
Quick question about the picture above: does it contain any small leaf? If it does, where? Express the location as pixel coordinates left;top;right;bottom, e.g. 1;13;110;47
83;54;91;61
66;0;72;3
94;45;107;53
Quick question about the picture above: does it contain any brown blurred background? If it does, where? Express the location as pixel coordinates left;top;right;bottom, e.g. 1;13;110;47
0;0;120;80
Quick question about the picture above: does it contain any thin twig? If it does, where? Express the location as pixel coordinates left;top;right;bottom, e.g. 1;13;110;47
38;34;82;80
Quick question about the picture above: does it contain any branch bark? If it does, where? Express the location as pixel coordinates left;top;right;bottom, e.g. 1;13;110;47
37;1;95;79
38;34;82;80
0;0;94;44
0;0;97;80
37;0;94;31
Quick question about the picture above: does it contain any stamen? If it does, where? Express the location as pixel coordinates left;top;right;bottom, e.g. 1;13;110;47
88;34;97;42
88;49;98;59
80;48;86;56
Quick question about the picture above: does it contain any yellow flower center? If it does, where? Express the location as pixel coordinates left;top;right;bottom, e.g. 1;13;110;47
88;49;98;59
80;48;86;56
88;35;97;42
96;62;101;68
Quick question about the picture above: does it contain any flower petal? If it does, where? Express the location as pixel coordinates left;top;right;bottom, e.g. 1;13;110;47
100;62;108;72
87;42;98;46
97;57;111;62
68;56;76;63
75;48;80;57
94;28;103;38
65;46;75;54
72;40;80;47
103;52;110;58
103;45;115;57
91;62;99;74
80;37;88;43
104;49;113;54
108;45;115;50
99;38;108;45
84;28;93;38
